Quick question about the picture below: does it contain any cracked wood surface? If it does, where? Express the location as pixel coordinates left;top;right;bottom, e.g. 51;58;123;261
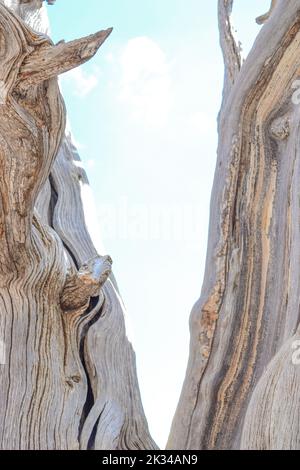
168;0;300;450
0;0;156;450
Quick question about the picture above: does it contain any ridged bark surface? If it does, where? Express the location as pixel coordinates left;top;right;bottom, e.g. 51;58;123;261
168;0;300;450
0;0;156;450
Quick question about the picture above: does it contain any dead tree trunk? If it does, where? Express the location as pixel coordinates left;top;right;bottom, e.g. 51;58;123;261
168;0;300;450
0;0;156;450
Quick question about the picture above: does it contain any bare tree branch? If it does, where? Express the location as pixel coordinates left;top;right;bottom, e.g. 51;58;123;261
218;0;241;102
18;28;113;87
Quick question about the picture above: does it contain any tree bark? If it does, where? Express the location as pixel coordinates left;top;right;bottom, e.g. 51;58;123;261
0;0;157;450
168;0;300;450
3;0;300;453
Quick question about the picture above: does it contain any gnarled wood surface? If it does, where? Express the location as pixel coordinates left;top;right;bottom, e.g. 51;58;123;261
0;0;156;450
168;0;300;450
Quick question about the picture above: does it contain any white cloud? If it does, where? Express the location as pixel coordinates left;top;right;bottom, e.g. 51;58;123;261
118;37;171;127
105;52;115;64
187;111;216;136
61;67;100;98
86;159;96;169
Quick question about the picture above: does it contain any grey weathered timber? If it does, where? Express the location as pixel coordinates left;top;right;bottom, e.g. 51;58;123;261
0;0;156;450
168;0;300;450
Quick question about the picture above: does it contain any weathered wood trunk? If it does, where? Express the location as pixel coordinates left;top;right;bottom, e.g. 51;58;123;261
168;0;300;450
3;0;300;452
0;0;156;450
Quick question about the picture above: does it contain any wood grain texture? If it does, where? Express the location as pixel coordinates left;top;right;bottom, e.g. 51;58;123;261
168;0;300;450
218;0;241;104
0;1;156;450
241;332;300;449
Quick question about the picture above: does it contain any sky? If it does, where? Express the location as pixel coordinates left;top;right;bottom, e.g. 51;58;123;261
48;0;271;449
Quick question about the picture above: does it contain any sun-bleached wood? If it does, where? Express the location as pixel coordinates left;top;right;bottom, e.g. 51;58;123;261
218;0;241;103
0;1;156;450
168;0;300;450
256;0;277;25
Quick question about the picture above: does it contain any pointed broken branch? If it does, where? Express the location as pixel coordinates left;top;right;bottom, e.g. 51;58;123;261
18;28;113;86
61;256;113;314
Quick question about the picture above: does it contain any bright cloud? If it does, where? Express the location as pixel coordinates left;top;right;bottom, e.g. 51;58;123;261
61;67;100;98
119;37;171;127
86;159;96;169
187;111;216;137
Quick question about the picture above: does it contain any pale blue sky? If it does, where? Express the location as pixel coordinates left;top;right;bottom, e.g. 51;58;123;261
49;0;270;448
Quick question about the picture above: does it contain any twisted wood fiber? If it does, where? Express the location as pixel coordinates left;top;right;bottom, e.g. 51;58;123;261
0;1;156;450
168;0;300;450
